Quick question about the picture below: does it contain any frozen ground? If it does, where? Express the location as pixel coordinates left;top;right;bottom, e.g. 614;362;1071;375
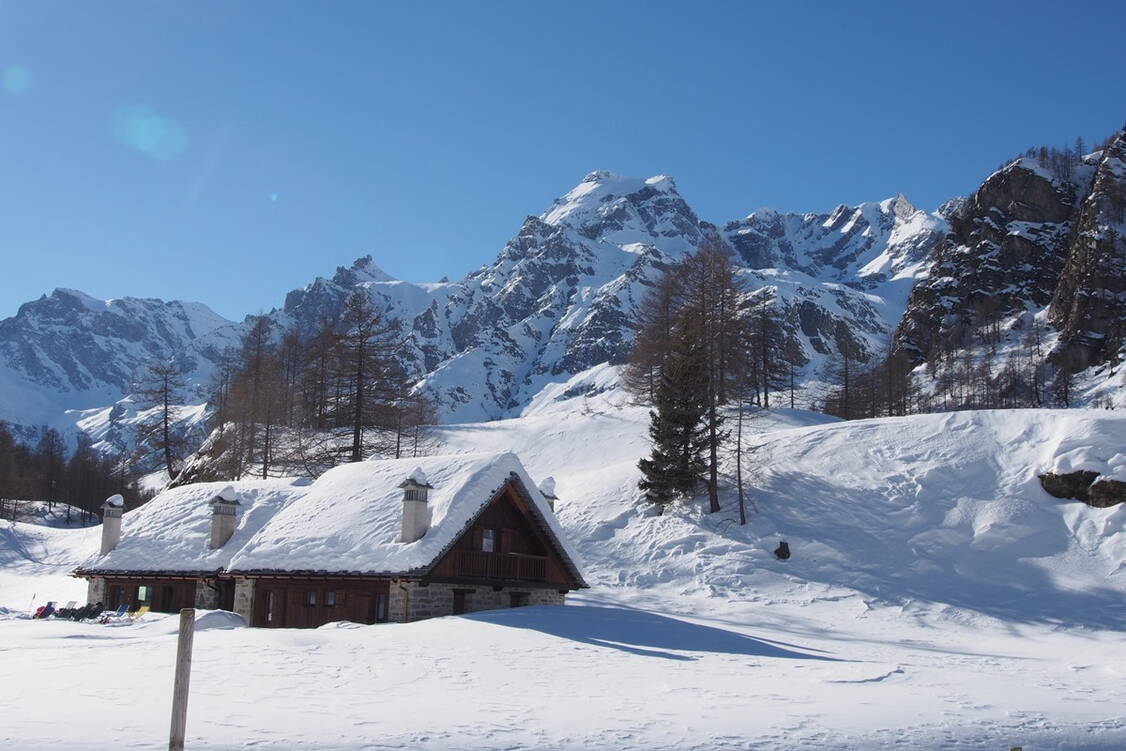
1;402;1124;749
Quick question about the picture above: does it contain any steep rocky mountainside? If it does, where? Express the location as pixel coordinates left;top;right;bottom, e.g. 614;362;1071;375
0;170;945;443
1050;130;1126;369
247;173;948;421
893;126;1126;390
6;128;1125;452
0;290;238;441
721;195;947;369
895;156;1095;362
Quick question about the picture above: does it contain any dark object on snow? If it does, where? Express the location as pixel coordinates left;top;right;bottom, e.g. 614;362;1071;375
73;602;103;621
1039;470;1124;507
1089;479;1126;508
1039;470;1101;502
774;541;791;560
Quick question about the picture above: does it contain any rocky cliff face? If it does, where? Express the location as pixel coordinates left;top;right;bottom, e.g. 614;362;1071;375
1050;130;1126;369
266;173;727;421
0;290;237;435
894;151;1100;363
0;170;950;437
262;173;946;419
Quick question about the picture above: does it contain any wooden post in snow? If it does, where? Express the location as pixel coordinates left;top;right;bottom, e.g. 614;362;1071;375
169;608;195;751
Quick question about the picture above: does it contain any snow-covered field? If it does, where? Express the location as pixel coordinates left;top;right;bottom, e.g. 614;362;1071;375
2;399;1124;749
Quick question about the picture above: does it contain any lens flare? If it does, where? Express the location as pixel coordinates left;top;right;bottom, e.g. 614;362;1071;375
2;65;31;94
112;104;188;160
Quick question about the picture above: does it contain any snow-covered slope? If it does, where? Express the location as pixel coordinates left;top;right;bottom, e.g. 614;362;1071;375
2;405;1124;748
432;403;1126;629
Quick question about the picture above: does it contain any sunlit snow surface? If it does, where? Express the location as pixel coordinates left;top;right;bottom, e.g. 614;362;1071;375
2;401;1124;749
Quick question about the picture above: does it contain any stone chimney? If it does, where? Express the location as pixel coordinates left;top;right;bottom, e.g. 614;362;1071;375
399;468;432;543
539;477;558;512
209;486;241;549
100;494;125;555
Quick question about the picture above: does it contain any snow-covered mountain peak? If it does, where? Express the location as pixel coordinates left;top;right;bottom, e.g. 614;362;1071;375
49;288;108;313
883;192;917;220
722;194;945;283
331;254;397;287
538;171;709;258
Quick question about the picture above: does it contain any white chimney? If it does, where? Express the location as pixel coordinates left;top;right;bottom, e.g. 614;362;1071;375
209;486;241;549
399;468;432;543
100;494;125;555
539;477;558;512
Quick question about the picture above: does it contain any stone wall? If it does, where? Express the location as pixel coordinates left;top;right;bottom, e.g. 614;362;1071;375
86;577;106;605
389;580;566;623
233;578;255;624
194;580;220;609
387;581;412;624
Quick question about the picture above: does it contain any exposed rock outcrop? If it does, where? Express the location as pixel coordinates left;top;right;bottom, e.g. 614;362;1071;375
1088;479;1126;508
1039;470;1101;503
1050;129;1126;370
1039;469;1126;507
895;154;1095;362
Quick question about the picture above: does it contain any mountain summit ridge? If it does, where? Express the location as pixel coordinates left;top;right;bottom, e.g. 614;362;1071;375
4;129;1125;453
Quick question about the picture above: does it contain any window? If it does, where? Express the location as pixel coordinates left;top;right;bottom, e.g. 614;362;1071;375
325;591;336;607
509;592;529;608
266;591;275;623
306;590;317;606
482;528;496;552
375;593;389;623
137;585;151;605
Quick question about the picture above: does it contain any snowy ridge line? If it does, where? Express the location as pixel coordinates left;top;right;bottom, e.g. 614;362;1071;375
0;168;951;442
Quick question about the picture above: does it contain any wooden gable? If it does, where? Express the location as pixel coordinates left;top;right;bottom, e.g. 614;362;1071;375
427;479;582;590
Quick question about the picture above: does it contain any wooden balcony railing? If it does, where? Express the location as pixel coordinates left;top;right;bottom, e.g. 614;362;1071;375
455;550;547;581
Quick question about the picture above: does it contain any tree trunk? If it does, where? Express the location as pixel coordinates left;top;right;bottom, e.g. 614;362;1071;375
736;402;746;525
162;379;174;479
351;344;364;462
708;396;720;513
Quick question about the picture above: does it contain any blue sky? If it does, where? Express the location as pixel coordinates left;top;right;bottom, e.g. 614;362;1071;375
2;1;1123;320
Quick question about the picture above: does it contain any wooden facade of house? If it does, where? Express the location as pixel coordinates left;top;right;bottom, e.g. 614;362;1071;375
250;579;391;628
428;481;573;588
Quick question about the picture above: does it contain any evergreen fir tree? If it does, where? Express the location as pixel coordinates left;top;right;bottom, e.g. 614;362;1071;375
637;326;708;511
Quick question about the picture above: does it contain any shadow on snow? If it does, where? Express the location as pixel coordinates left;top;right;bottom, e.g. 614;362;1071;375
464;604;841;662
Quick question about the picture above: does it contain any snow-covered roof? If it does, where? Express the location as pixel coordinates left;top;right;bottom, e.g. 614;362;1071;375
75;452;585;586
229;452;586;585
77;479;310;575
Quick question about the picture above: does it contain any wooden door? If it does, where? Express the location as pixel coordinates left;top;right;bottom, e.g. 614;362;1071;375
352;593;374;624
159;585;176;613
220;581;235;611
255;587;286;627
